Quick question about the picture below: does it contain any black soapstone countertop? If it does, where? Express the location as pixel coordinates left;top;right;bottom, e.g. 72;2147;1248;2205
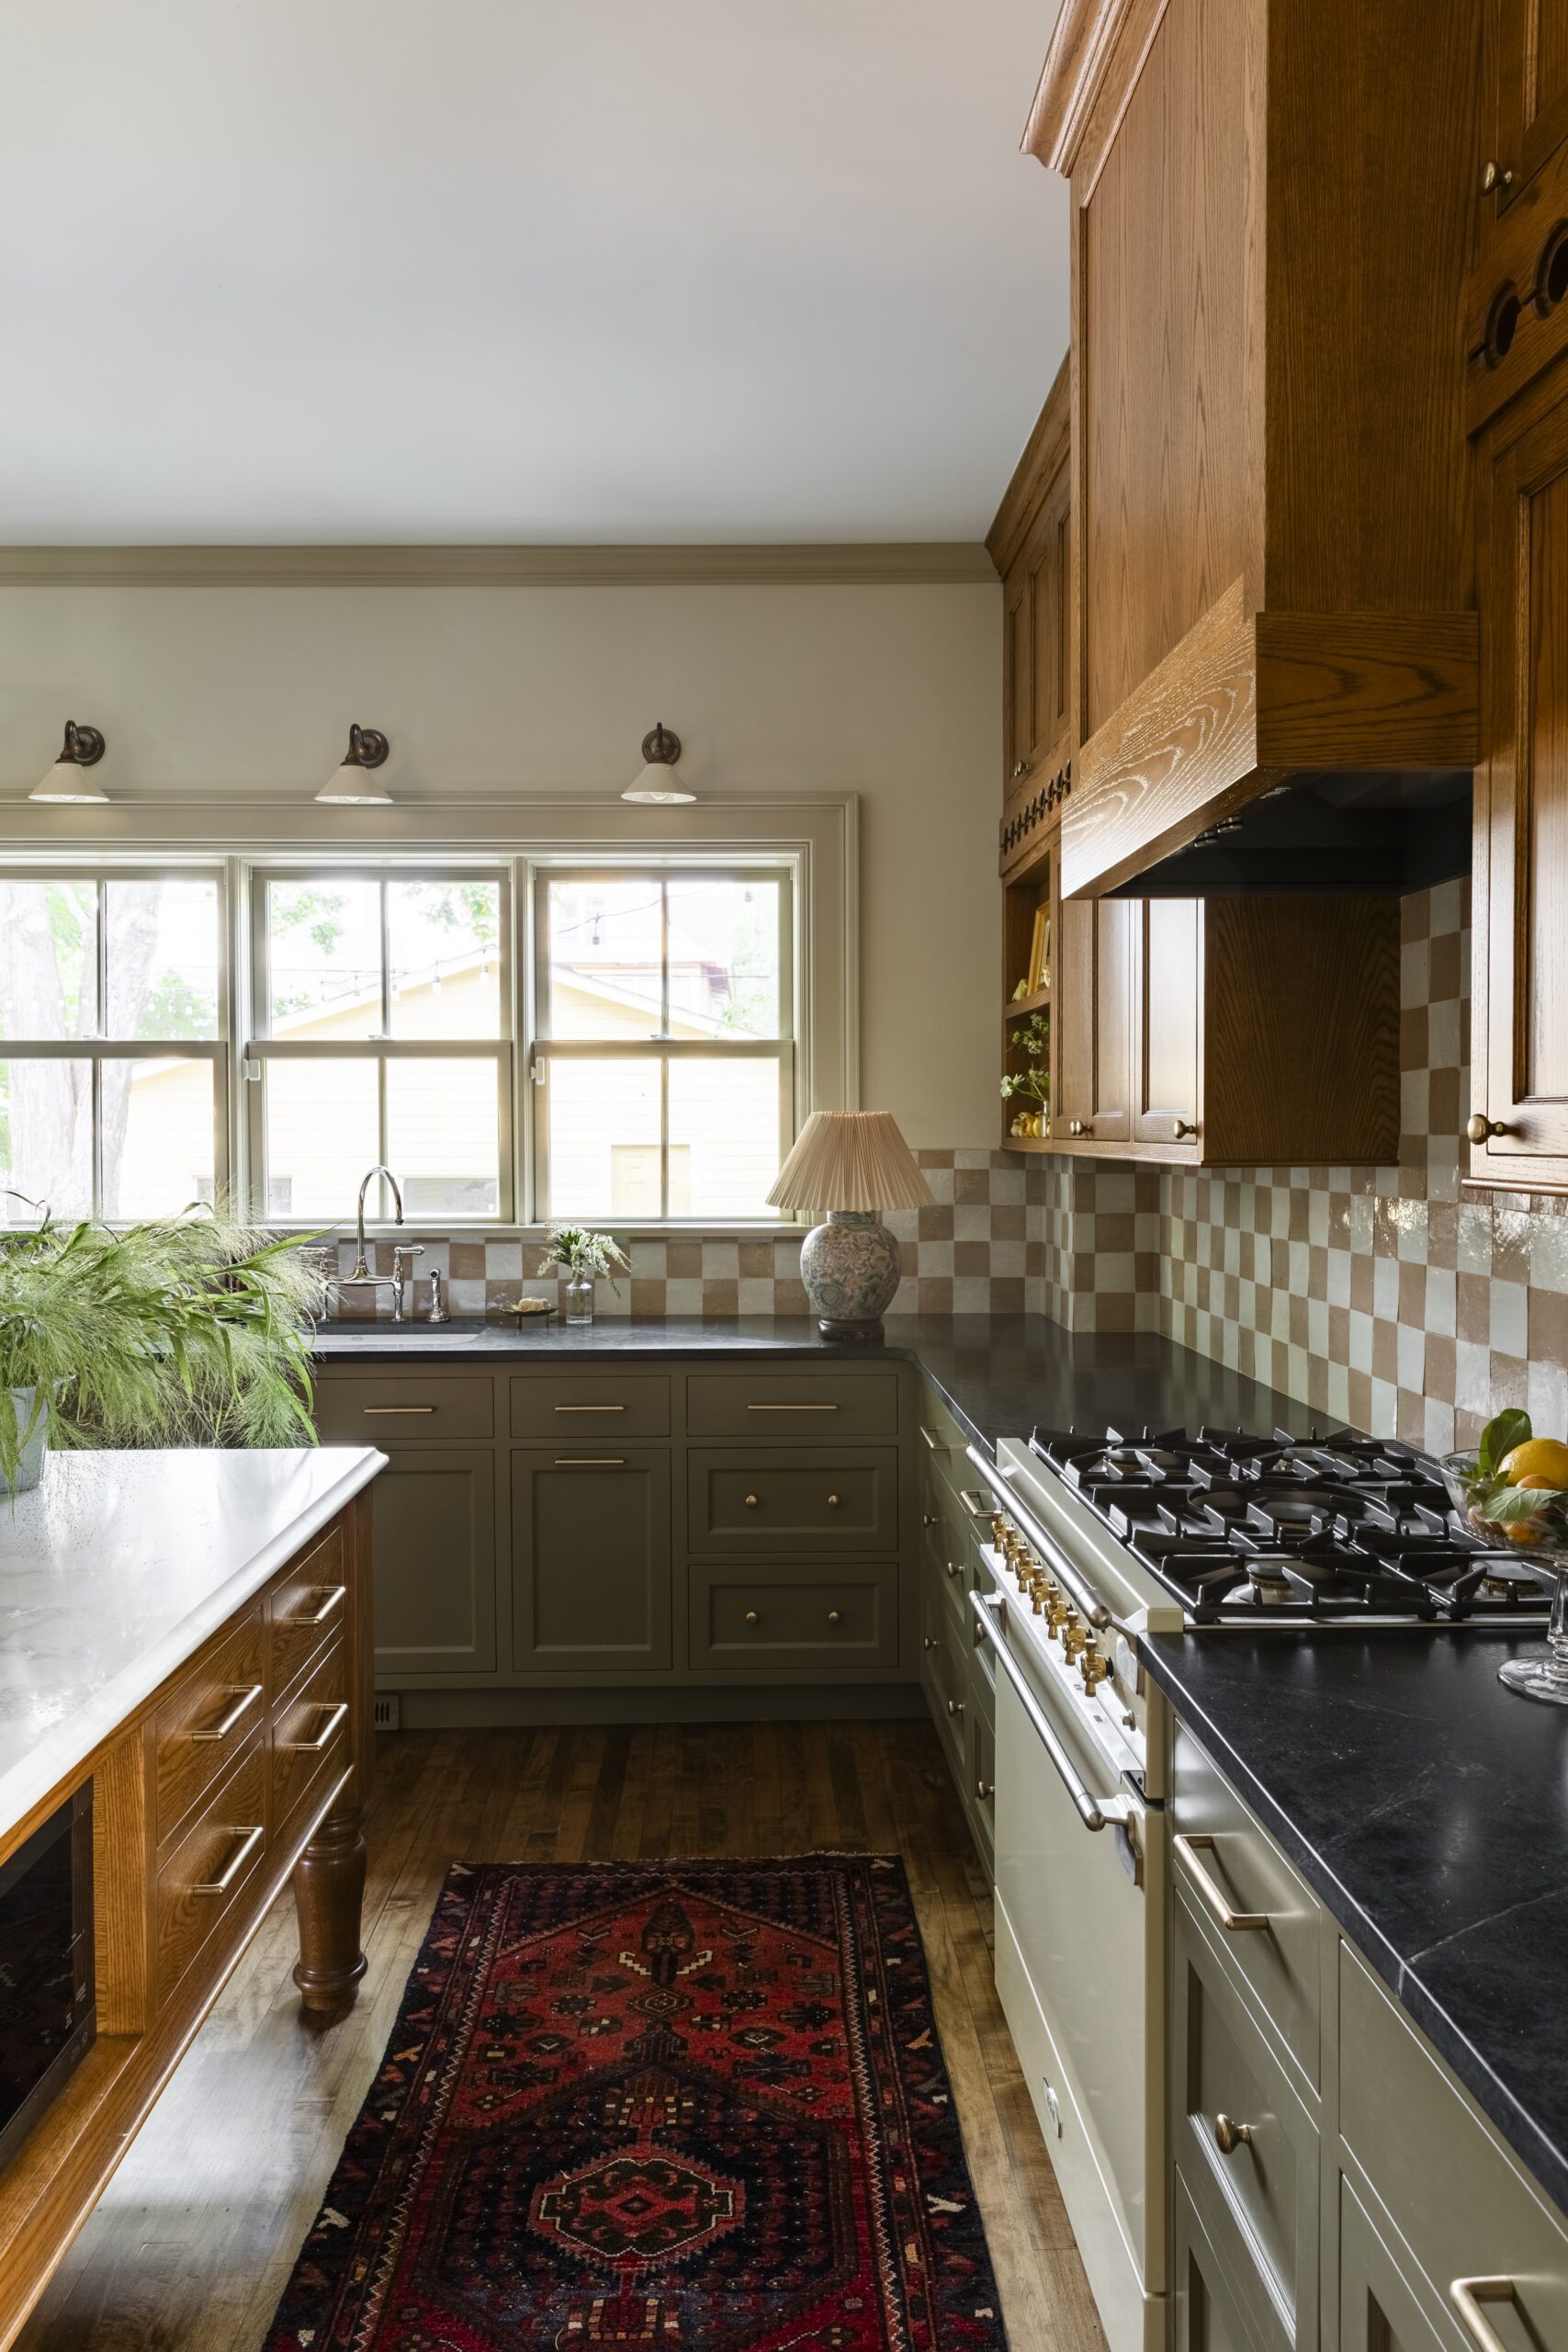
1141;1627;1568;2217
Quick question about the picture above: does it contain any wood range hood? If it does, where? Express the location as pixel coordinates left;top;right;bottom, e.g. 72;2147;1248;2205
1026;0;1483;903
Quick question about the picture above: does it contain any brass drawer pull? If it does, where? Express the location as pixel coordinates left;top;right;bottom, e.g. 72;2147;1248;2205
959;1488;990;1521
944;1560;964;1579
828;1611;841;1624
192;1822;264;1896
1213;2114;1254;2155
923;1635;940;1651
278;1700;349;1754
745;1494;760;1508
748;1402;839;1412
919;1425;942;1451
288;1585;344;1628
555;1458;626;1466
976;1780;994;1801
1450;2278;1522;2352
826;1493;840;1508
1174;1834;1271;1931
745;1610;761;1625
363;1404;436;1416
947;1698;964;1717
922;1512;938;1527
190;1683;263;1742
554;1403;626;1412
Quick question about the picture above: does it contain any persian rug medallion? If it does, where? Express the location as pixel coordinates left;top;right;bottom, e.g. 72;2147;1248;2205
264;1857;1007;2349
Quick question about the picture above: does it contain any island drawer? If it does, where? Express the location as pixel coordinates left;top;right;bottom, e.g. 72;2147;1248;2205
1172;1724;1323;2089
1338;1941;1568;2346
272;1639;351;1853
156;1737;268;2007
685;1371;898;1440
268;1524;347;1701
687;1449;898;1553
154;1605;266;1849
314;1373;494;1442
510;1372;670;1439
689;1562;898;1672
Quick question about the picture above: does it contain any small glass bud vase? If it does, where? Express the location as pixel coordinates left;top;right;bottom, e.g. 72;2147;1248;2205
564;1272;595;1327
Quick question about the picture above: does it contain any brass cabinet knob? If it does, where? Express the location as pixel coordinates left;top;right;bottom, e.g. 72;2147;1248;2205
827;1494;840;1508
947;1698;964;1717
1173;1119;1197;1139
745;1610;761;1625
1482;157;1516;194
1214;2114;1254;2155
976;1780;994;1801
922;1511;938;1527
1012;760;1027;778
745;1494;760;1508
1067;1118;1089;1137
923;1634;940;1651
944;1559;964;1580
1467;1113;1516;1143
828;1610;841;1624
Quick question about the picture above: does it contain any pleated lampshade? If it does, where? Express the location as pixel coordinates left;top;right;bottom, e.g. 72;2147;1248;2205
766;1112;934;1213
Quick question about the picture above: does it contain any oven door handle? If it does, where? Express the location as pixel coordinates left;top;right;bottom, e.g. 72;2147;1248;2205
964;1445;1112;1631
970;1591;1133;1835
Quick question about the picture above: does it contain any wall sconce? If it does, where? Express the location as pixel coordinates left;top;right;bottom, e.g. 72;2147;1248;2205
622;721;694;805
316;723;392;805
29;721;108;804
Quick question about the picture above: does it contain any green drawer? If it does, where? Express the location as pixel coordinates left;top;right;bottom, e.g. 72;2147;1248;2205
689;1561;898;1673
1339;1940;1568;2348
316;1370;494;1442
685;1369;899;1440
510;1372;670;1439
687;1448;898;1553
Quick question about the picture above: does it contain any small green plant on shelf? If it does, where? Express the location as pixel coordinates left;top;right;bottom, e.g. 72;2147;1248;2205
0;1201;326;1493
1001;1009;1049;1136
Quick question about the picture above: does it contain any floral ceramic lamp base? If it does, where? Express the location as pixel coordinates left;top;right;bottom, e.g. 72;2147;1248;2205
799;1211;901;1340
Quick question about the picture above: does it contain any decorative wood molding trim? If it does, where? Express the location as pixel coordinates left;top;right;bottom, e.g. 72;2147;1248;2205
986;353;1071;576
1062;589;1482;898
0;543;998;591
1022;0;1141;173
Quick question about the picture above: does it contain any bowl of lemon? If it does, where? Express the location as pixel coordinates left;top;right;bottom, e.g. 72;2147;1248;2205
1443;1411;1568;1703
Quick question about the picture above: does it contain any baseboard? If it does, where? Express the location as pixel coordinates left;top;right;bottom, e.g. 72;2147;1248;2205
390;1683;928;1730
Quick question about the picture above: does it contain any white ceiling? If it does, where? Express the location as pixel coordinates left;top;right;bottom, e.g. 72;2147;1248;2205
0;2;1066;546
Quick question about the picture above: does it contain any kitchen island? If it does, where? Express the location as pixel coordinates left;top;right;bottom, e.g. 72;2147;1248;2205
0;1445;382;2350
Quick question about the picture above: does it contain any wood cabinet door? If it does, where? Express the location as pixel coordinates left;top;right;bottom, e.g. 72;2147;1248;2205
1002;555;1032;792
1338;2180;1447;2352
367;1445;497;1679
1001;467;1071;792
511;1447;671;1674
1134;899;1201;1149
1473;389;1568;1186
1055;896;1133;1145
1490;0;1568;207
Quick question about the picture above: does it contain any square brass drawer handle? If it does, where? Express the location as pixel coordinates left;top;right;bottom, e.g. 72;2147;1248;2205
747;1402;839;1412
1173;1833;1272;1931
278;1699;350;1754
190;1683;263;1742
554;1403;626;1412
192;1822;265;1896
362;1404;436;1416
1450;2278;1523;2352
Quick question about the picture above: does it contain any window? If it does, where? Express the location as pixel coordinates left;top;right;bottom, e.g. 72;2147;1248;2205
249;871;509;1221
535;871;792;1221
0;846;813;1230
0;872;223;1225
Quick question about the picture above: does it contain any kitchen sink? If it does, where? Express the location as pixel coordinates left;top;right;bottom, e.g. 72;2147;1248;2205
314;1322;494;1350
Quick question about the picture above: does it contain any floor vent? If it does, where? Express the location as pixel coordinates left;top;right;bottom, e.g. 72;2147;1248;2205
373;1693;401;1732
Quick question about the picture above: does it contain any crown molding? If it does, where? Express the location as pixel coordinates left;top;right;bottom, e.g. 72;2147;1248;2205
0;542;998;590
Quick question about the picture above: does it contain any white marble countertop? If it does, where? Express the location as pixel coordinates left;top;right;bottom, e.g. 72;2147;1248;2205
0;1446;384;1844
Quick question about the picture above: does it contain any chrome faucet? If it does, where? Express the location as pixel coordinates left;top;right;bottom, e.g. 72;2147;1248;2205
326;1164;406;1315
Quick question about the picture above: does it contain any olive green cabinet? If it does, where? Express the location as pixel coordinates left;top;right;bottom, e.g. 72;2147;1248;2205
364;1443;498;1678
511;1448;672;1674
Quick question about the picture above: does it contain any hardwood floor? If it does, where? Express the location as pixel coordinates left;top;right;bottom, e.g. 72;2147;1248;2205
17;1720;1107;2352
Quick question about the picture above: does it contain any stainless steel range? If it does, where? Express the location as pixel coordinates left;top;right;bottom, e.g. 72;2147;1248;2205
958;1421;1546;2352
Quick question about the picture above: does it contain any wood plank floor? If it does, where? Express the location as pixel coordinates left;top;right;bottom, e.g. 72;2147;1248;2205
17;1721;1107;2352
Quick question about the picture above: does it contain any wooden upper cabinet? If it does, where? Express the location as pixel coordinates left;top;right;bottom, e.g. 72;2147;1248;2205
1469;0;1568;433
990;354;1072;813
1026;0;1483;900
1489;0;1568;207
1472;376;1568;1187
1055;896;1134;1147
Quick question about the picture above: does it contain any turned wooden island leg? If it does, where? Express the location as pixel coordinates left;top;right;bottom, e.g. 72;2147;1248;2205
292;1799;368;2010
294;1485;376;2015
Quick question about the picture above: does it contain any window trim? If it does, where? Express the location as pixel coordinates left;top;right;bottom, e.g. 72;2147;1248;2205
0;797;857;1233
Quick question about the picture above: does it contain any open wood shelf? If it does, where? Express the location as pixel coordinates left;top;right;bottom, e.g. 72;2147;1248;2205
1000;1130;1055;1154
1004;986;1050;1023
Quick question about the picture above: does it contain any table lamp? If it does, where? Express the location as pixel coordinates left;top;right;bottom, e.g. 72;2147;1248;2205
766;1111;934;1339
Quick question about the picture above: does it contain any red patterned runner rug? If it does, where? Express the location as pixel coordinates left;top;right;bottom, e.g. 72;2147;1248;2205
264;1857;1009;2349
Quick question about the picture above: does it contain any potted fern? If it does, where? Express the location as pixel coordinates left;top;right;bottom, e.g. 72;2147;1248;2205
0;1206;326;1494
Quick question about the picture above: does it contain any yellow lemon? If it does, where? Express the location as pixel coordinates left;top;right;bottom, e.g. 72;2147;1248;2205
1501;1437;1568;1487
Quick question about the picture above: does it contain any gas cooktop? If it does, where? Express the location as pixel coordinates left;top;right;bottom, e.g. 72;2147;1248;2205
1028;1425;1556;1623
